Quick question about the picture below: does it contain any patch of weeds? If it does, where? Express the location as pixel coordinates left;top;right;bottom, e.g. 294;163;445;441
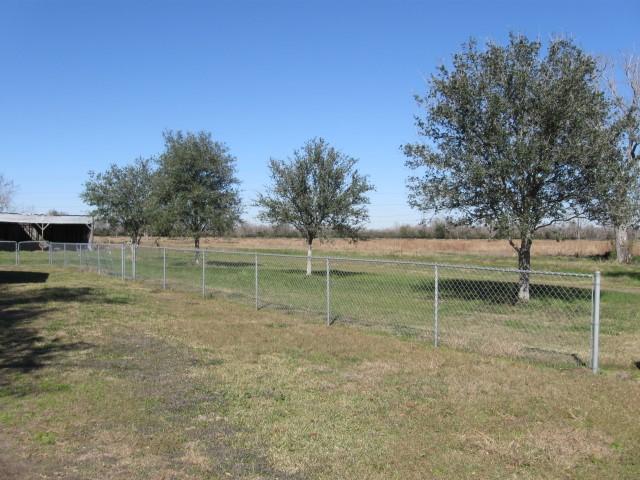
33;431;56;445
38;379;72;393
266;322;289;329
43;318;66;333
0;411;15;424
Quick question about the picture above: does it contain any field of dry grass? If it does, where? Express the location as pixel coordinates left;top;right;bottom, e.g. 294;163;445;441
1;267;639;478
100;235;639;259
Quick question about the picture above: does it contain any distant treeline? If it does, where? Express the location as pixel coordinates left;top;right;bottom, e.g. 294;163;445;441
95;219;617;242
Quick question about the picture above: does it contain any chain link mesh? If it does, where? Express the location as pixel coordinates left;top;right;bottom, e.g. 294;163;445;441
15;242;598;370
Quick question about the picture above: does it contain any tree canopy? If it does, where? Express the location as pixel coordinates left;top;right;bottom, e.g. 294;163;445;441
153;130;242;249
81;158;154;244
403;34;611;300
256;138;373;274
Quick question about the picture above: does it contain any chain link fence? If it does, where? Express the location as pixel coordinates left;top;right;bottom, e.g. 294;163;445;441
9;241;601;372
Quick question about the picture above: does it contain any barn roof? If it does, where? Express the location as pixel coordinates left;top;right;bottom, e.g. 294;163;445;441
0;212;92;225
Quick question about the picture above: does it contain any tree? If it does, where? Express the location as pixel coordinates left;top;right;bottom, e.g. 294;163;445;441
256;138;373;275
403;34;611;301
0;174;15;211
586;56;640;263
81;158;154;244
153;130;242;250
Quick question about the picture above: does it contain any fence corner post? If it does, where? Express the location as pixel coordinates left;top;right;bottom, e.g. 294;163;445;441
434;265;439;347
255;253;259;310
326;257;331;326
591;271;601;374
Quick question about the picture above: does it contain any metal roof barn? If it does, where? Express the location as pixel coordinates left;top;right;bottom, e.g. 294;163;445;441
0;213;93;243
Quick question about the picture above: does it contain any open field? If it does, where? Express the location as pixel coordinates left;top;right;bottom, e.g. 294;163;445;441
101;235;640;259
1;267;640;479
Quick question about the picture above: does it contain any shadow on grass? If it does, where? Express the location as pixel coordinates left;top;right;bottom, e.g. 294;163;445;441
604;270;640;282
0;272;121;391
278;268;366;277
413;278;591;305
583;251;612;261
0;271;49;284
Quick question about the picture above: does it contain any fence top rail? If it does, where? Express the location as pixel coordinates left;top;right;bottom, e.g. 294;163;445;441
58;242;595;279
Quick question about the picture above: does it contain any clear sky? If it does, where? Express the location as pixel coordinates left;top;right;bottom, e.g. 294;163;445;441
0;0;637;227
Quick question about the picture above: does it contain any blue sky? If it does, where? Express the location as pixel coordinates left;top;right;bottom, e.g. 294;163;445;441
0;0;637;227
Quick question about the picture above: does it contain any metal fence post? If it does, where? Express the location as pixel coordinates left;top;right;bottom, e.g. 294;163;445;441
201;250;206;298
15;242;18;265
255;253;259;310
121;244;125;280
63;243;67;267
48;243;52;265
591;271;601;374
97;244;101;274
132;244;136;280
434;265;439;347
326;257;331;326
163;247;167;289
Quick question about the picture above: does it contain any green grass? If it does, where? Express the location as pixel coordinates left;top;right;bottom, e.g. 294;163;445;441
0;267;639;478
2;244;639;370
110;247;640;369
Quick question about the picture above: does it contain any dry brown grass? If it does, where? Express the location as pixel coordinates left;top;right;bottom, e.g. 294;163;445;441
100;235;638;258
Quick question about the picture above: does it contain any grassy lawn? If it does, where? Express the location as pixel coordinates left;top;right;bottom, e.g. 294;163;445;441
1;266;640;479
4;245;640;370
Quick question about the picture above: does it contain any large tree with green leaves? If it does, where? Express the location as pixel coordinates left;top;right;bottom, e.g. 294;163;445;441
403;34;611;301
81;158;154;244
256;138;373;275
153;130;242;250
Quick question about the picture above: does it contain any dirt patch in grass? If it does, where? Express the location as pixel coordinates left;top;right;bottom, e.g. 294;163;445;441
0;270;303;479
63;329;304;479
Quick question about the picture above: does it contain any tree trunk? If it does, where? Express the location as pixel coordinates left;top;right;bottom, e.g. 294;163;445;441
517;237;532;302
194;236;201;264
615;225;632;264
306;241;313;276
